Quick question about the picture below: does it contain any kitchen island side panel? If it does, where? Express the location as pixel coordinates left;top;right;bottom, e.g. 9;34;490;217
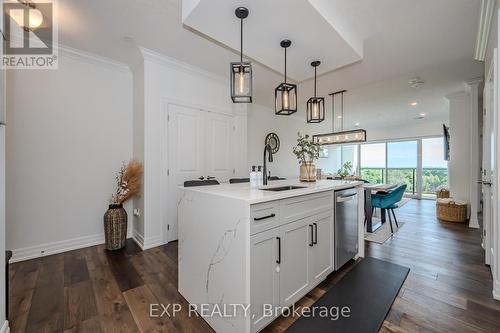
178;188;251;333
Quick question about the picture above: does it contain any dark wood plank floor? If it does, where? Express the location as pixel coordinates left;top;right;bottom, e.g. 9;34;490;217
9;200;499;333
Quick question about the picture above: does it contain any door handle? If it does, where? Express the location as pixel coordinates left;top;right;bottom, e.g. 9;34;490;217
198;176;205;180
313;223;318;245
254;213;276;221
276;237;281;264
309;225;314;247
207;176;216;180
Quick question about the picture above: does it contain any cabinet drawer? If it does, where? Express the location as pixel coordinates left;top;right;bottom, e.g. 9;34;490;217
280;191;333;225
251;201;280;235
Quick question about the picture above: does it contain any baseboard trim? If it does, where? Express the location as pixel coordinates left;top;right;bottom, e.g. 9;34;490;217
132;229;145;249
493;280;500;300
0;320;9;333
10;234;105;263
132;230;166;250
469;218;480;229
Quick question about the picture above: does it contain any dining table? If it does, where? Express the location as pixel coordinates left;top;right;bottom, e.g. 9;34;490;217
363;183;398;233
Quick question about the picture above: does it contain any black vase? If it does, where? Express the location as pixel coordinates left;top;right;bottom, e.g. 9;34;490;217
103;204;127;250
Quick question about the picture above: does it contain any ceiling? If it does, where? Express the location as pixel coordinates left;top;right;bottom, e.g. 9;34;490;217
53;0;483;128
182;0;363;81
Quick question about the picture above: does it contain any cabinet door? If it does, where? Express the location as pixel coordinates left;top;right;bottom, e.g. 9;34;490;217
205;112;235;182
251;228;280;332
279;218;312;307
309;210;334;286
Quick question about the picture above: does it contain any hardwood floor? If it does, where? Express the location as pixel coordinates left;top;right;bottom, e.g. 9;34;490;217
8;200;499;332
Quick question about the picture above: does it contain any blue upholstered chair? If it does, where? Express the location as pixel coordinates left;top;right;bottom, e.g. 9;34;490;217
371;184;407;233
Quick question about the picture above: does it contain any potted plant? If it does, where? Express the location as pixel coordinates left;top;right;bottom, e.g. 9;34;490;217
293;132;320;182
104;159;143;250
337;162;353;179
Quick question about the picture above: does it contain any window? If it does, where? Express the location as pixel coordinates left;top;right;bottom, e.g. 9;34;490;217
360;143;386;183
422;137;448;195
387;141;417;194
317;136;446;199
341;145;359;174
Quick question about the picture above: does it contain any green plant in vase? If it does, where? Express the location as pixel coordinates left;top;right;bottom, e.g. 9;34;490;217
293;132;320;182
337;161;353;179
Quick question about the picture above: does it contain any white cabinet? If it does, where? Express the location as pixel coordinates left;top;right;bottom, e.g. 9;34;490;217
250;192;336;332
309;210;334;286
279;218;311;307
251;228;280;332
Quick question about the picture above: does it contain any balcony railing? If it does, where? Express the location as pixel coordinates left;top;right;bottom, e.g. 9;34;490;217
359;167;448;196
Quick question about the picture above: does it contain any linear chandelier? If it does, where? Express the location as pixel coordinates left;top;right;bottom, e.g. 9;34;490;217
313;90;367;145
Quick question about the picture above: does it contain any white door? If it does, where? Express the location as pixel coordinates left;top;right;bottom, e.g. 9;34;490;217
483;56;495;267
279;218;311;307
167;104;206;241
167;104;235;241
250;228;280;333
309;211;334;285
205;112;235;182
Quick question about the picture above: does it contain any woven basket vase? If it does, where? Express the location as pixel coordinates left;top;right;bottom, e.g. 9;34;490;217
104;204;127;250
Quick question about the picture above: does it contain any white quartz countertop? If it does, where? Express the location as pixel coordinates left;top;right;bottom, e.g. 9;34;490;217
180;179;363;204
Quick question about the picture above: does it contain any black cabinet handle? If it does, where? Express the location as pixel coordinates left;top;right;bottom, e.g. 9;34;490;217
254;213;276;221
207;176;215;180
276;237;281;264
309;225;314;247
313;223;318;245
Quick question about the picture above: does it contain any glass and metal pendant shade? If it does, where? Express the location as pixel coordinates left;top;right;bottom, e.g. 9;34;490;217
230;7;252;103
275;40;297;115
313;90;367;145
306;61;325;123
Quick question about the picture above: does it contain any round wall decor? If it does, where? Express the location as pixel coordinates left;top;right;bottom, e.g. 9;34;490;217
265;133;280;154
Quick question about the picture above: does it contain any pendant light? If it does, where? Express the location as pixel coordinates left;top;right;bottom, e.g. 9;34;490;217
275;40;297;115
306;61;325;123
230;7;252;103
313;90;367;145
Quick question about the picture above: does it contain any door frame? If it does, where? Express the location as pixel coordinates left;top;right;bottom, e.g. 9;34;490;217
483;57;495;266
161;99;236;243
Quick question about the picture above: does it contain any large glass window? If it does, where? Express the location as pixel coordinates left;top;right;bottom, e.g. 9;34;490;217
360;143;386;183
341;145;359;174
387;141;417;194
422;137;448;195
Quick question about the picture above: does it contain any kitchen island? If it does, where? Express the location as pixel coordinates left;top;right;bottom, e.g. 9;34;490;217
178;180;364;333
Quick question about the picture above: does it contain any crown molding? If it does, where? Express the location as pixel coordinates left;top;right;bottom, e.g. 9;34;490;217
444;90;469;101
465;77;484;86
474;0;496;61
138;46;227;85
56;44;131;74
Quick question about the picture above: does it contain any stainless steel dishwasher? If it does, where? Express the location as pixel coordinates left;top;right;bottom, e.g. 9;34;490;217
334;188;359;270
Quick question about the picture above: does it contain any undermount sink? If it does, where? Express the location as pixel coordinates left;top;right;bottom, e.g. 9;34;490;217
261;186;307;192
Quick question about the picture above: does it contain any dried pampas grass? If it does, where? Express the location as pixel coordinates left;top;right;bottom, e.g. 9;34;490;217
112;159;144;204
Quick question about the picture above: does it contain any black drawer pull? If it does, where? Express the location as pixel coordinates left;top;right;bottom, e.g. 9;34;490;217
254;213;276;221
276;237;281;264
313;223;318;245
309;225;314;247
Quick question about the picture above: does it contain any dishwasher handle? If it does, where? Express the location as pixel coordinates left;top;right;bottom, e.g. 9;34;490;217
336;192;357;202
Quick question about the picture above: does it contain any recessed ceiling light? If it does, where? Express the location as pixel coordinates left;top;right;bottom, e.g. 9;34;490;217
354;122;360;127
414;113;426;120
337;115;342;119
410;102;418;106
420;113;426;117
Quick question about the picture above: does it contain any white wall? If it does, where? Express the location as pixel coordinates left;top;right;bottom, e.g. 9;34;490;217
6;48;133;261
446;91;471;203
136;48;247;249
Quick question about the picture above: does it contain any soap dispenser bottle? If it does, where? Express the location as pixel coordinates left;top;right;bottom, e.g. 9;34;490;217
250;166;257;188
257;166;263;186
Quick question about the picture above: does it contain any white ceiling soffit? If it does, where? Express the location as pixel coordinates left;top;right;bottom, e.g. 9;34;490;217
182;0;364;82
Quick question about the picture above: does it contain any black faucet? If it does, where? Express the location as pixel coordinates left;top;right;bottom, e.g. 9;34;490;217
263;144;274;185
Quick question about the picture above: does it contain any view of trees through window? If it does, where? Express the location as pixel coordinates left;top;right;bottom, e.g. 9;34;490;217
318;137;448;198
